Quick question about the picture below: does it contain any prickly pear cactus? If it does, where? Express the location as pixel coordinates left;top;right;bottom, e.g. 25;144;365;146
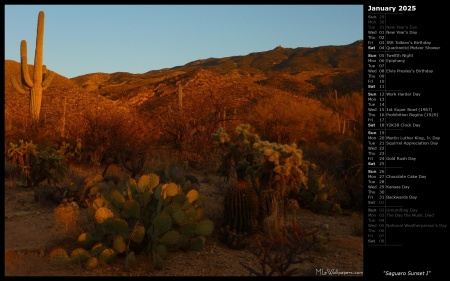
49;248;70;266
70;248;91;264
52;172;214;271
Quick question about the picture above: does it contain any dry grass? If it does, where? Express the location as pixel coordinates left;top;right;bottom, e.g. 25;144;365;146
54;202;83;238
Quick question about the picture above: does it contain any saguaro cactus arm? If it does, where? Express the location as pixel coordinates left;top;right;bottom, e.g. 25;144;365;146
10;64;55;98
10;40;33;94
20;40;34;88
42;65;55;88
11;75;27;94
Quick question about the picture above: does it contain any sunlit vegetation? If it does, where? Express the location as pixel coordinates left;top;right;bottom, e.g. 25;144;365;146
5;38;363;273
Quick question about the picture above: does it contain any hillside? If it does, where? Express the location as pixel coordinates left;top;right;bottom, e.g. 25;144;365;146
69;40;363;105
5;40;363;144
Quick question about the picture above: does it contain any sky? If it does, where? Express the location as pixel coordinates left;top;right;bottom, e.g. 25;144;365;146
5;5;363;78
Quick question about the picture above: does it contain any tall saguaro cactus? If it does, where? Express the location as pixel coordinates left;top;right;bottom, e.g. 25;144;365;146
178;84;183;111
10;11;55;122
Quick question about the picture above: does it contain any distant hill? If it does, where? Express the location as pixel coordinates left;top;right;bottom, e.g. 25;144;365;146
71;40;363;102
5;40;363;139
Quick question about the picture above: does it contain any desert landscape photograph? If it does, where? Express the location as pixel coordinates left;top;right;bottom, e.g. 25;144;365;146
4;5;364;277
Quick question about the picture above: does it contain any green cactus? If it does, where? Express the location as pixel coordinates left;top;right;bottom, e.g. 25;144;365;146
154;184;163;200
190;236;206;251
110;189;126;209
126;178;138;198
171;194;187;206
10;11;55;122
52;172;214;271
155;244;167;259
130;223;146;244
159;230;181;245
223;180;259;234
153;212;172;234
113;235;127;254
95;207;114;225
91;197;108;210
90;243;106;257
185;189;199;204
121;199;141;219
138;173;160;192
70;248;91;264
213;124;310;236
163;182;180;198
195;219;214;236
154;253;165;270
103;217;129;239
49;248;70;266
86;257;99;270
78;232;96;249
98;248;116;264
184;207;198;219
172;209;186;226
80;174;104;204
125;251;136;270
180;220;197;237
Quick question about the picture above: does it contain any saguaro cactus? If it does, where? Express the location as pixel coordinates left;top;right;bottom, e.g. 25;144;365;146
10;11;55;122
178;84;183;110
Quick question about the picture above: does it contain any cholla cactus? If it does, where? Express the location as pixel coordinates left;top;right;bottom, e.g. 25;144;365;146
213;124;320;241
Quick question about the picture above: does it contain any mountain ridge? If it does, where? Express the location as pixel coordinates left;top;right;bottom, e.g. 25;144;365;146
5;40;363;141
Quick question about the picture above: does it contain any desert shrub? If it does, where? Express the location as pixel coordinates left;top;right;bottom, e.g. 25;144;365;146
339;138;363;210
240;219;318;276
79;107;154;177
6;140;68;189
302;133;363;211
5;116;61;149
245;92;333;144
54;137;83;164
4;158;22;180
54;201;83;238
156;83;242;169
298;162;341;214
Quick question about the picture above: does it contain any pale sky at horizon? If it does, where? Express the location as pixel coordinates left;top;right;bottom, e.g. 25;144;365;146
5;4;363;78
